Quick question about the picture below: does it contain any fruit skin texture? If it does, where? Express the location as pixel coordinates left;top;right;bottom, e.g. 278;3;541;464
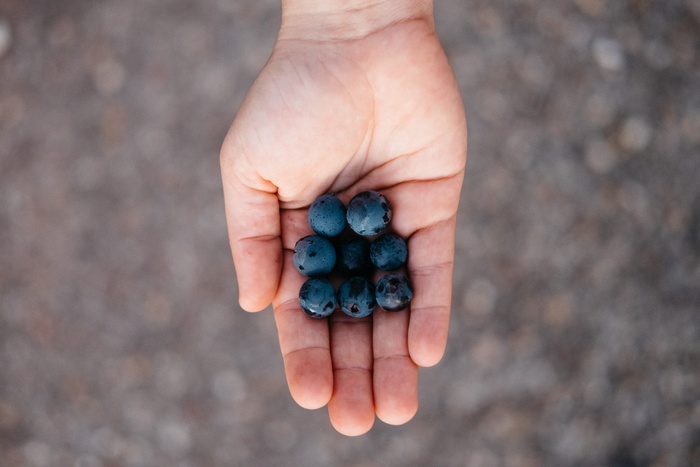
308;194;347;237
335;237;373;277
375;273;413;312
370;233;408;271
338;276;376;318
346;190;392;236
298;278;337;318
293;235;336;277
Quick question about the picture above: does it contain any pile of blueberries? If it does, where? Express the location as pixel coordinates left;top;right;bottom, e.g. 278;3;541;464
294;190;413;319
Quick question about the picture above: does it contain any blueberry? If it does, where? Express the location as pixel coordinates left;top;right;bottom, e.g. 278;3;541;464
335;237;373;277
370;233;407;271
375;273;413;312
298;278;337;318
308;194;346;237
338;276;376;317
346;190;392;236
293;235;336;277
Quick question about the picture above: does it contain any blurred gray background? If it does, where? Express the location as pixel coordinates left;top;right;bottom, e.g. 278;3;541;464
1;0;699;466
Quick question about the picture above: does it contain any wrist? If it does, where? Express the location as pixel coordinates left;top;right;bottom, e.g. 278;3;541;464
279;0;434;41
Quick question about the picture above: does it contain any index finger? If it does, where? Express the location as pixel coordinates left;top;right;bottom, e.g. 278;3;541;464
221;148;282;312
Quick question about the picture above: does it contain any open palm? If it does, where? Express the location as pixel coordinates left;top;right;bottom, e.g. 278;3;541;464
221;18;466;435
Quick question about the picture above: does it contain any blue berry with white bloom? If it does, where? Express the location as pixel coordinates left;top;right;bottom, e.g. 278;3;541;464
308;194;346;237
298;278;337;318
370;233;407;271
375;273;413;312
338;276;376;318
346;190;392;236
293;235;336;277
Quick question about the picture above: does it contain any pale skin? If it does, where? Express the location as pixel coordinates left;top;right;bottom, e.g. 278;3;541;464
220;0;467;436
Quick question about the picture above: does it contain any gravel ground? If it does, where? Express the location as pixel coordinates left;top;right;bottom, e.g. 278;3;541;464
1;1;699;466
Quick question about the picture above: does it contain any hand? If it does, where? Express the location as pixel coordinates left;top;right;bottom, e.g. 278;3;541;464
220;2;466;436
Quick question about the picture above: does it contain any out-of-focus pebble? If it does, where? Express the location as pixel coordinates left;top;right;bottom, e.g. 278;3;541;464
585;139;618;174
592;37;625;72
681;110;700;144
585;93;616;127
618;117;653;153
464;279;497;316
645;40;674;70
0;19;11;58
574;0;606;17
92;59;126;96
157;419;192;458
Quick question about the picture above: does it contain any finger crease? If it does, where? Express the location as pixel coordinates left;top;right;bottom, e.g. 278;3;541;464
334;366;372;374
236;233;280;244
274;298;303;314
374;354;411;364
409;260;454;278
407;304;449;316
282;346;330;360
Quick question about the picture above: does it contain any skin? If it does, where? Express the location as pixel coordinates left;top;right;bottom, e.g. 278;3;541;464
220;2;467;436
